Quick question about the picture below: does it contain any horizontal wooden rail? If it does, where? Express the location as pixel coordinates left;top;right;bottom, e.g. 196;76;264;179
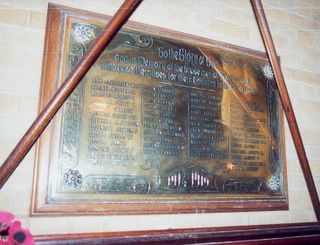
251;0;320;221
0;0;143;189
34;222;320;244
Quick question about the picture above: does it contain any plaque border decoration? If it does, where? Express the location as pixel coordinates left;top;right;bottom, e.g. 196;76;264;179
30;3;288;216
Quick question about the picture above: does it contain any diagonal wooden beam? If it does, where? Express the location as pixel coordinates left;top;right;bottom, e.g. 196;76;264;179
0;0;143;189
251;0;320;221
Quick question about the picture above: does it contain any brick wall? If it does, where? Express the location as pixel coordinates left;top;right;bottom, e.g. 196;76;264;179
0;0;319;235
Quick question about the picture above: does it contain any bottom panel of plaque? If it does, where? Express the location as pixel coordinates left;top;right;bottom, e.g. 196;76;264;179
32;194;288;216
32;200;288;216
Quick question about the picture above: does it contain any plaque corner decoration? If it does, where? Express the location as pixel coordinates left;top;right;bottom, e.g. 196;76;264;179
32;4;288;215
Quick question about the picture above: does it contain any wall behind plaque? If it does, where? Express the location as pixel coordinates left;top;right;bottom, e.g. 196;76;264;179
0;0;319;235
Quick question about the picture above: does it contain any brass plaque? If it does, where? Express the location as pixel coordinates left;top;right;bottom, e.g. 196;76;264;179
33;6;287;214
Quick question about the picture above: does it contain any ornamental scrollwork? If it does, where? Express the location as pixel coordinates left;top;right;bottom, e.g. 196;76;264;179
83;175;150;194
120;31;153;49
222;179;265;193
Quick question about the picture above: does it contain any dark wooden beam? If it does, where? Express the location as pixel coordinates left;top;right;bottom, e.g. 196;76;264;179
0;0;143;189
251;0;320;221
34;222;320;244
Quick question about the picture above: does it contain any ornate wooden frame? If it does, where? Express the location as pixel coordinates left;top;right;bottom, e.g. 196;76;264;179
31;2;288;215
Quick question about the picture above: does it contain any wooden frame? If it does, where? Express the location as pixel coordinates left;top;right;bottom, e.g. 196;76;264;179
0;0;319;243
32;2;288;215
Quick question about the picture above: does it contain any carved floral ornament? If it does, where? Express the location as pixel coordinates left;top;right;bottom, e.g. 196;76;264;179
63;169;83;189
72;24;96;43
268;175;280;191
262;64;274;79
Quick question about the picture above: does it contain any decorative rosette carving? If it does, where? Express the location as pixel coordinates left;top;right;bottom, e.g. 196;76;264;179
262;64;274;79
63;169;83;189
72;24;96;43
268;175;280;192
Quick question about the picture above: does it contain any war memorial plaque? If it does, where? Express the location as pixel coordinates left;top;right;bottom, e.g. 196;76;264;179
32;5;288;215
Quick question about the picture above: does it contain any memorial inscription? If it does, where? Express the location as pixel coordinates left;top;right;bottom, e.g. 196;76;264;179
32;7;287;214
